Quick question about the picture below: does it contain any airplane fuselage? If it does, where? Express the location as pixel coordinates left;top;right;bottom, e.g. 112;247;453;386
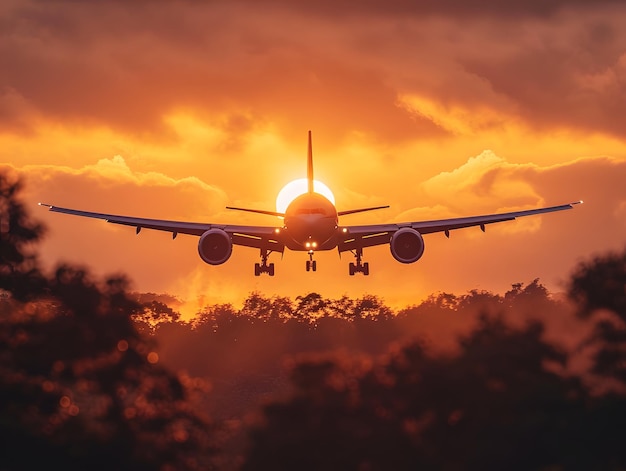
283;192;338;251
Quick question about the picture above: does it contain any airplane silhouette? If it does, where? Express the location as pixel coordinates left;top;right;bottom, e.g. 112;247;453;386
40;131;582;276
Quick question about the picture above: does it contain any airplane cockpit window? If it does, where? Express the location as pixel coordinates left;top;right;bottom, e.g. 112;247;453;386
296;208;325;215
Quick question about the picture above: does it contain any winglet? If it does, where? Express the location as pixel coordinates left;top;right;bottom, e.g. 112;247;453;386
307;130;314;194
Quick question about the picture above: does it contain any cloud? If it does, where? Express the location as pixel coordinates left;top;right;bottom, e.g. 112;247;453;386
2;0;625;143
218;0;624;19
421;150;540;214
13;157;227;217
82;156;218;192
0;0;442;142
459;11;626;137
421;151;626;219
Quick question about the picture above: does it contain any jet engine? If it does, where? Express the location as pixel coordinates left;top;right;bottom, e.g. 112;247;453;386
198;229;233;265
390;227;425;264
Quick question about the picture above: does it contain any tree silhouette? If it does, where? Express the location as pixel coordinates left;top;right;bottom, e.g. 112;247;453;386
0;172;47;299
0;172;216;470
569;248;626;385
241;314;603;470
132;292;182;331
295;292;330;320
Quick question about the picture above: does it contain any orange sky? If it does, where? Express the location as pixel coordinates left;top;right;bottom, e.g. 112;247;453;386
2;0;626;316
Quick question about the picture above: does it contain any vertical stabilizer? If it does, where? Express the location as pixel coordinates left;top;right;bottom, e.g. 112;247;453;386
307;130;314;194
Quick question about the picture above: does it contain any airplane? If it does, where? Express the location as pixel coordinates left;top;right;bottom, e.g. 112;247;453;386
40;131;582;276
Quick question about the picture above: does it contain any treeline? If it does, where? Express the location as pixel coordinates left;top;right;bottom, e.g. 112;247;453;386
144;281;566;420
2;171;626;470
142;274;626;469
0;173;216;469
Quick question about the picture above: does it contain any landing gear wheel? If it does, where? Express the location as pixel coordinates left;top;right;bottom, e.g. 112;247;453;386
312;261;317;272
255;249;276;276
306;260;311;272
348;248;370;275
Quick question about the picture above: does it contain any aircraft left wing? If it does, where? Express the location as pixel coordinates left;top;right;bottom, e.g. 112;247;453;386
339;201;582;252
38;203;283;251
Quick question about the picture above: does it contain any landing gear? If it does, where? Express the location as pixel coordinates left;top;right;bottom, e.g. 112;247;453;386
254;248;275;276
254;263;274;276
348;247;369;276
306;251;317;272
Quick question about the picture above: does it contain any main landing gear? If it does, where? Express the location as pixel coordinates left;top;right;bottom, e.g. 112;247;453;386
306;250;317;272
349;247;369;276
254;248;275;276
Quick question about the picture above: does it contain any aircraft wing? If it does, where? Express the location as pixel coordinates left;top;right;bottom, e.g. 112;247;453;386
39;203;284;252
339;201;582;252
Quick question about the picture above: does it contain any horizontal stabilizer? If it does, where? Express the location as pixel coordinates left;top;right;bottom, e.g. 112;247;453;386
226;206;285;217
338;205;390;216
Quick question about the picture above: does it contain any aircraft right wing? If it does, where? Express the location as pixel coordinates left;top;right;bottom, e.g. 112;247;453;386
338;201;582;252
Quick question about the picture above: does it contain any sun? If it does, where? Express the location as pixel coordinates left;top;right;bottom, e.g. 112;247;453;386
276;179;335;214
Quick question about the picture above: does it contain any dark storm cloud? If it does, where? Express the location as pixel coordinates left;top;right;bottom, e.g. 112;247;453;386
0;0;444;141
1;0;626;139
462;19;626;137
255;0;623;18
122;0;625;19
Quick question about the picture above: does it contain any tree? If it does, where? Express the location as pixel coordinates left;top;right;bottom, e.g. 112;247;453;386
351;294;393;320
0;171;47;299
132;293;182;331
569;248;626;385
0;172;216;470
242;315;613;470
295;293;330;320
569;249;626;319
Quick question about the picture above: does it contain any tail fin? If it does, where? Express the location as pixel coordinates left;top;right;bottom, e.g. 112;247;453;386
307;130;314;194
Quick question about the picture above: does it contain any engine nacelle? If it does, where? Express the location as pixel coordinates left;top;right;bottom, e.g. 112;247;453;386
198;229;233;265
390;227;425;264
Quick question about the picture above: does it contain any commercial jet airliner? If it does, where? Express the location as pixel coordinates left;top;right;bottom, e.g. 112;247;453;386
40;131;581;276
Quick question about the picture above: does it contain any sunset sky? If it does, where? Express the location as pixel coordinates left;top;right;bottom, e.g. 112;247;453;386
2;0;626;315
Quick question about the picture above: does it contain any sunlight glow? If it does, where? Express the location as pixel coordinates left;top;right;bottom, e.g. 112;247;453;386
276;179;335;214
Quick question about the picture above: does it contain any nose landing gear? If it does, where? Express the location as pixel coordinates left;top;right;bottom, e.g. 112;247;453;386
349;247;369;275
306;250;317;272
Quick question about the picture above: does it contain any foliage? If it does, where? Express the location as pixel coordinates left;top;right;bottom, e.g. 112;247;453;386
569;250;626;385
0;172;47;299
0;173;216;470
241;315;626;471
